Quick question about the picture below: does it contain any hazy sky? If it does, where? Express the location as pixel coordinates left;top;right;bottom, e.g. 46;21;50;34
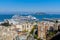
0;0;60;12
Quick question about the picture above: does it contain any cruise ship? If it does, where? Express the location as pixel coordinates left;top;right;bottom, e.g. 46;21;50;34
6;15;38;25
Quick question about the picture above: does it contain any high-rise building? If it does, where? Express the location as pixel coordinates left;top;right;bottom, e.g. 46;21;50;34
38;22;48;40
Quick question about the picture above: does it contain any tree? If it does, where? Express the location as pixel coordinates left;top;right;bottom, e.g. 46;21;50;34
1;20;11;27
30;25;37;34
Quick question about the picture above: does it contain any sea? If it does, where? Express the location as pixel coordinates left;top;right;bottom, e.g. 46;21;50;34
0;13;60;22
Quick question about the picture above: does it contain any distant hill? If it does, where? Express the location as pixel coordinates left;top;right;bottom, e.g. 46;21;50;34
34;12;47;15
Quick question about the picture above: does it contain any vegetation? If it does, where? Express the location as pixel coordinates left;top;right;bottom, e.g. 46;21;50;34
23;30;28;32
37;38;42;40
47;30;57;40
48;30;57;36
1;22;11;27
30;25;37;34
0;20;11;27
30;27;34;34
29;24;43;40
49;32;55;36
30;25;42;40
34;35;38;39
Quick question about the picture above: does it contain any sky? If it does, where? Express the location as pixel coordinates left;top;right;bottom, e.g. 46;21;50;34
0;0;60;12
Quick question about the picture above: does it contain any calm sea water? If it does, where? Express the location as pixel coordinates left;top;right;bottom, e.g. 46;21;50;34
0;13;60;21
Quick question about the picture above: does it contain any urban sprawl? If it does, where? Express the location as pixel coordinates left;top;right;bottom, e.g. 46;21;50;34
0;15;60;40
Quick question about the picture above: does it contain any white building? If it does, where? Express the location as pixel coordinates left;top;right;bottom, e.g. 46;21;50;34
13;22;34;32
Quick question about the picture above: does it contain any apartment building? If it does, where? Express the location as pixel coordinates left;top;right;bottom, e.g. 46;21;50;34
38;22;49;40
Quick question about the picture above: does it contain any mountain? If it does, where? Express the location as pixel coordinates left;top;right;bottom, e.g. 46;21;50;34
34;12;47;15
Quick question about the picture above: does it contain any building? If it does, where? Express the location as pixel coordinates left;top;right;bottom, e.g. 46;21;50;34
14;32;28;40
11;22;34;33
38;22;48;40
